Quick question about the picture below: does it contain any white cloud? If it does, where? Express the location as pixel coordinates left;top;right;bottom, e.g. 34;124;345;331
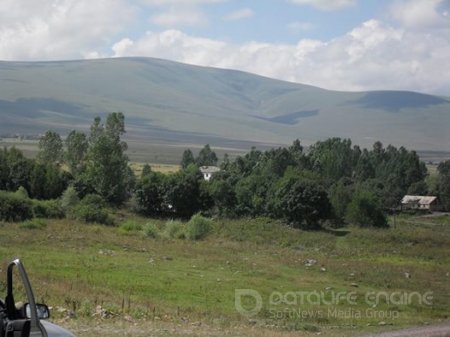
224;8;254;21
390;0;450;30
111;18;450;95
113;30;227;65
289;0;356;11
112;38;134;56
0;0;135;60
151;7;208;26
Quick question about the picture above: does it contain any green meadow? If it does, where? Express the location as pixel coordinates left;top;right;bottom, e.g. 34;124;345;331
0;213;449;337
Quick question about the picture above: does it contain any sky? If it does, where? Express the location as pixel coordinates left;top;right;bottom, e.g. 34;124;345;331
0;0;449;95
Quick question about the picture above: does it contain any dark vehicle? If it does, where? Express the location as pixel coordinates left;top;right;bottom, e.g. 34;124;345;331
0;259;76;337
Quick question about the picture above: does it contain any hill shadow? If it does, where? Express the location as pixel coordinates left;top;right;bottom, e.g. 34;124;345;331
355;91;449;112
253;110;318;125
0;97;87;118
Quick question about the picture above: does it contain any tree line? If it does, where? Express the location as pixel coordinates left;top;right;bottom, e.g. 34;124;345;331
1;113;449;228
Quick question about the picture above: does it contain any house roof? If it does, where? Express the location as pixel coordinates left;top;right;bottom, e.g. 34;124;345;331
199;166;220;174
401;195;437;205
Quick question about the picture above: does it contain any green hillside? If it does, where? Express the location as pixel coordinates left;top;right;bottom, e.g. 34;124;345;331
1;57;449;150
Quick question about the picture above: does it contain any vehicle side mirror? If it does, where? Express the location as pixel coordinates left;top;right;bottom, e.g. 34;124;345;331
24;303;50;320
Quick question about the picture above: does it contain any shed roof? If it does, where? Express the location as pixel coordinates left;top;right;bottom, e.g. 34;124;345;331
401;195;437;205
199;166;221;174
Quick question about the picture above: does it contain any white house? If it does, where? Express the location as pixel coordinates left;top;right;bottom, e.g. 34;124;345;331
199;166;220;181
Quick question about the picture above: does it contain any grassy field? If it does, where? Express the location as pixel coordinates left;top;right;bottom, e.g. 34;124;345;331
0;213;449;336
0;138;248;164
2;138;449;166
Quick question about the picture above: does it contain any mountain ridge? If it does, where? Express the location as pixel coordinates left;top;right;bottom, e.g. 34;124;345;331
0;57;449;151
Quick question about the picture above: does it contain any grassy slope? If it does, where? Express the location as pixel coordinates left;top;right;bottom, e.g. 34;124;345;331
1;57;450;150
0;214;449;336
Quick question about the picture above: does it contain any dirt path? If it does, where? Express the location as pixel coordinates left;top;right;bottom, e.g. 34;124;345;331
58;319;450;337
364;325;450;337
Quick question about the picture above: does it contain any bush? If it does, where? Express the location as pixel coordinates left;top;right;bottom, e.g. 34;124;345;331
119;220;143;233
32;199;65;218
142;222;159;238
0;190;33;222
185;213;213;240
69;194;114;225
132;171;168;216
163;220;186;239
346;190;388;228
270;178;331;229
15;186;29;199
61;186;80;211
20;218;47;230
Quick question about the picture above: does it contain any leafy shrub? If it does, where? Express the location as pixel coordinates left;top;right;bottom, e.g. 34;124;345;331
20;218;47;230
69;194;114;225
346;190;388;228
29;162;69;200
142;222;159;238
15;186;29;199
132;171;168;216
270;177;332;229
163;220;186;239
0;190;33;222
185;213;213;240
119;220;143;233
60;186;80;211
32;199;65;218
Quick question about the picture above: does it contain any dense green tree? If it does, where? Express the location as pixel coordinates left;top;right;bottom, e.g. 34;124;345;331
346;190;388;228
373;146;427;208
272;177;331;229
29;162;68;199
437;160;450;211
354;149;375;181
407;181;428;195
83;113;131;204
0;148;8;189
0;147;33;193
262;147;297;178
133;171;168;216
308;138;357;183
234;172;271;216
220;153;231;170
207;172;237;215
0;190;33;222
165;165;202;217
65;130;88;175
196;144;218;167
165;164;206;218
329;178;353;225
226;147;264;178
29;163;46;199
181;149;196;169
37;130;63;164
141;163;152;177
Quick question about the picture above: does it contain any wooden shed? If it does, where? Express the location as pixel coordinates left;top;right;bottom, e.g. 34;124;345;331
401;195;438;212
